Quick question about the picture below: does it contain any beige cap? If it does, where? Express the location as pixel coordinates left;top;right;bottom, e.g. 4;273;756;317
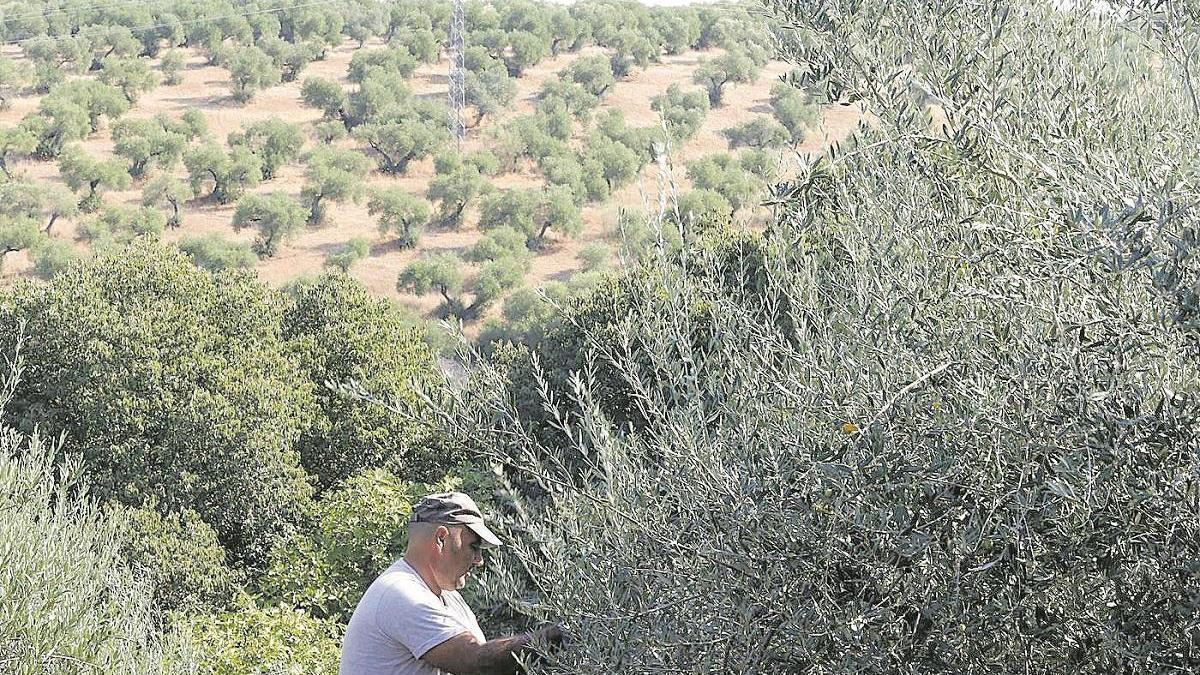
410;491;501;548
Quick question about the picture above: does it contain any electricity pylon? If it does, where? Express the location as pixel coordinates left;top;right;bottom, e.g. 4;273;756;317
448;0;466;146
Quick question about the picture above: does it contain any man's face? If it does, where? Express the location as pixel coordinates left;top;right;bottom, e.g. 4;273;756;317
434;525;484;591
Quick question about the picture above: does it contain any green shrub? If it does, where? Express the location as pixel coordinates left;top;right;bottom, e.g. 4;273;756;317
180;593;341;675
282;272;444;489
120;504;240;615
325;237;370;272
178;233;258;272
0;242;316;564
257;468;421;620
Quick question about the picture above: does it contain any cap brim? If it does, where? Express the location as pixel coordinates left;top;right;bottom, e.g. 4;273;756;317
466;521;502;548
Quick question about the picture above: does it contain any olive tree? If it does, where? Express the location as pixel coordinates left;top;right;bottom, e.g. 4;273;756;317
86;25;141;70
652;7;701;55
325;237;370;272
23;35;90;91
160;49;186;85
769;81;821;145
0;180;77;235
232;192;308;257
301;76;347;122
0;216;43;270
0;56;31;109
686;152;763;215
183;142;263;204
300;146;372;225
368;188;430;249
396;252;465;313
693;49;760;106
463;225;530;267
537;80;598;125
57;144;132;213
77;205;167;248
427;161;491;229
112;113;202;178
464;53;517;126
479;185;583;249
563;54;615;97
348;47;419;84
607;27;658;78
98;56;158;102
178;232;258;271
650;83;710;142
504;30;550;77
0;126;36;178
228;118;305;181
721;116;791;149
226;45;279;102
141;175;192;228
398;251;522;319
433;2;1200;672
353;118;446;174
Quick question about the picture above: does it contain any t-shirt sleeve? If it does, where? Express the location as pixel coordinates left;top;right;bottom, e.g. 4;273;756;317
374;580;476;659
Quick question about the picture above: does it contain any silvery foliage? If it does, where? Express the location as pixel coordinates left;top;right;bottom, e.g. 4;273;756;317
0;344;197;674
413;0;1200;671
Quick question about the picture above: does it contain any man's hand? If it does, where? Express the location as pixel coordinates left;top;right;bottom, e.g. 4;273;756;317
534;623;566;649
420;624;567;675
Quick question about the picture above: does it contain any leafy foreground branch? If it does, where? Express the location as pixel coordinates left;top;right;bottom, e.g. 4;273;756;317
404;1;1200;672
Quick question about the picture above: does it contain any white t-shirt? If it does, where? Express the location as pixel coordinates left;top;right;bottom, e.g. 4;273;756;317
340;558;486;675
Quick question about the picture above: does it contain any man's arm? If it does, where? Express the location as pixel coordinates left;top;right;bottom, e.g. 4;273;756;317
421;625;562;675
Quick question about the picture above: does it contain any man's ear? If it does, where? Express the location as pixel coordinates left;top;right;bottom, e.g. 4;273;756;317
435;525;449;549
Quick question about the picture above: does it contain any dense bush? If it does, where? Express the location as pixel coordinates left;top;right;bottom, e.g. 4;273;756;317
0;242;316;564
178;233;258;271
426;1;1200;672
180;594;341;675
120;504;240;615
257;468;423;620
281;272;443;489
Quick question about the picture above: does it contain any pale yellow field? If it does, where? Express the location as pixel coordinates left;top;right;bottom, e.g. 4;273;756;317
0;39;861;323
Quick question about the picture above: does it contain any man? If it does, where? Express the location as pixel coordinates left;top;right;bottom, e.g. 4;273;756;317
340;491;562;675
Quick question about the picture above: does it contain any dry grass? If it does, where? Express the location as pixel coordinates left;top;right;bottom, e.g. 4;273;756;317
0;40;860;325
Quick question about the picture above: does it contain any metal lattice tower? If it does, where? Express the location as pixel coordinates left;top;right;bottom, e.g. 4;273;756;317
447;0;466;145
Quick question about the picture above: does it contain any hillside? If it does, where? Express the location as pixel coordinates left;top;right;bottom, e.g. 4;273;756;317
0;16;859;324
